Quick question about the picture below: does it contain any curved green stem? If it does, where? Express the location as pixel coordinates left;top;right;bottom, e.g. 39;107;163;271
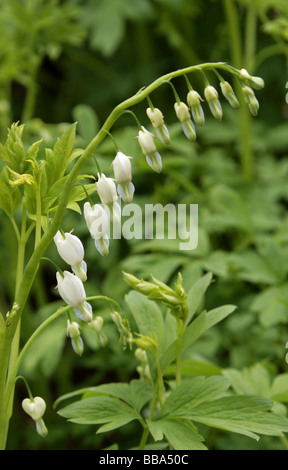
175;318;185;386
5;305;70;411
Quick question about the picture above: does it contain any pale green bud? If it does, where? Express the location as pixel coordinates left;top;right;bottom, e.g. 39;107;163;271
135;347;148;363
146;107;170;146
242;86;259;116
239;68;265;90
134;333;158;357
187;90;205;126
67;320;84;356
89;316;104;333
204;85;223;121
220;81;240;109
174;102;197;141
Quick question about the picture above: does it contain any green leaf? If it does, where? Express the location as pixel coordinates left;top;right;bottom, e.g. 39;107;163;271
157;376;230;420
147;418;207;450
58;396;139;433
125;290;165;354
205;304;237;330
0;167;22;217
72;104;99;145
45;123;77;187
271;373;288;402
188;396;288;440
82;380;153;413
186;272;213;322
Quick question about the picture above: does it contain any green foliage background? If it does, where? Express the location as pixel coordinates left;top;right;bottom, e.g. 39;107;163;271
1;0;288;450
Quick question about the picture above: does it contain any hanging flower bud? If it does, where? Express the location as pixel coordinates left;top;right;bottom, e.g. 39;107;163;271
146;107;170;145
56;271;93;323
67;320;84;356
54;231;87;282
220;81;240;109
22;397;48;438
174;101;197;141
187;90;205;126
83;202;110;257
204;85;223;121
239;68;265;90
137;126;162;173
112;151;135;203
88;316;108;347
96;173;121;223
242;86;259;116
111;311;133;350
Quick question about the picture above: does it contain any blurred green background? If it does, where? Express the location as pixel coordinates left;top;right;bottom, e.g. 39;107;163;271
1;0;288;450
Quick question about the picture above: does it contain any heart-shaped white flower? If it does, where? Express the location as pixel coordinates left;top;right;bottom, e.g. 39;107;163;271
22;397;46;421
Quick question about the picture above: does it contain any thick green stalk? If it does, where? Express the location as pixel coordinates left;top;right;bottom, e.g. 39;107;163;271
175;319;185;386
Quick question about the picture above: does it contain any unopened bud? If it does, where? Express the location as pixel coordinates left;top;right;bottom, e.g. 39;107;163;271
220;81;240;109
204;85;223;121
187;90;205;126
174;102;196;141
67;320;84;356
242;86;259;116
239;68;265;90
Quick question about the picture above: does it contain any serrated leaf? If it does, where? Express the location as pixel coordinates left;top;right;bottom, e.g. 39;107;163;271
157;376;230;420
58;396;139;432
187;396;288;439
147;418;207;450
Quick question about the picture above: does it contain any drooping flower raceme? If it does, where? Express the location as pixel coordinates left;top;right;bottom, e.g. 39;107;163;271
84;201;110;257
22;397;48;438
56;270;93;323
137;126;162;173
112;151;135;203
54;230;87;282
174;101;197;141
96;173;121;223
146;107;170;145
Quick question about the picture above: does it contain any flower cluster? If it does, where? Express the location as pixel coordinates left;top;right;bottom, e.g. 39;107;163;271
135;67;264;175
54;230;106;355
